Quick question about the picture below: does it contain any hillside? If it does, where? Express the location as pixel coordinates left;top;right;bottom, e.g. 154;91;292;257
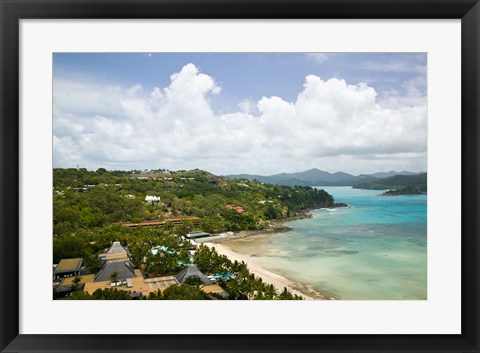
53;168;317;300
226;169;419;187
353;173;427;194
53;168;335;237
227;168;356;186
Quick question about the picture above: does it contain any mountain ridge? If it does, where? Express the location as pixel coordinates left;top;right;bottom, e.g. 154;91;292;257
225;169;423;187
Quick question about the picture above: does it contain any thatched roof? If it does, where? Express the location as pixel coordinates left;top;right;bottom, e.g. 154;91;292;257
94;260;136;282
54;258;83;274
106;242;132;257
175;265;212;285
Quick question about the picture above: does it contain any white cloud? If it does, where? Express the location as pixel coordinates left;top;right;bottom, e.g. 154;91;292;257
53;63;427;175
238;99;256;114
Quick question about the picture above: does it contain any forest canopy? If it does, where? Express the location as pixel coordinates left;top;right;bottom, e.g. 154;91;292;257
53;168;334;236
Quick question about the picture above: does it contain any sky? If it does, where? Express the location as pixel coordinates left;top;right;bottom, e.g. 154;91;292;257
53;53;427;176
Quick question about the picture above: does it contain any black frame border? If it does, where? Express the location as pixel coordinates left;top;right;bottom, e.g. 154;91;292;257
1;1;479;352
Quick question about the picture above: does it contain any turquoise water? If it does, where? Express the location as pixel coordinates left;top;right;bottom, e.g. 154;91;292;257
227;186;427;300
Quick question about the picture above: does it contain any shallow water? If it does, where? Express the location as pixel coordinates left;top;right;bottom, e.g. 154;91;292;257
225;186;427;300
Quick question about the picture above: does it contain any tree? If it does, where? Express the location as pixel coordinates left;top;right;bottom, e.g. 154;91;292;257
91;288;132;300
161;284;206;300
66;288;132;300
53;235;88;263
147;289;164;300
66;291;92;300
201;215;226;233
277;287;295;300
110;271;119;283
184;275;203;286
264;204;280;219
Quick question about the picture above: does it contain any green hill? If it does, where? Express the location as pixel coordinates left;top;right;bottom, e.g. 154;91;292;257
353;173;427;194
53;168;335;236
226;169;419;187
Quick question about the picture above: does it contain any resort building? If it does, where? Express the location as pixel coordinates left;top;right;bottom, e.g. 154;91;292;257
94;259;136;282
201;284;229;298
84;269;179;298
175;264;213;285
175;264;228;298
53;274;96;298
53;258;83;280
95;242;136;282
119;216;201;228
234;206;245;213
145;195;160;202
99;241;132;261
54;240;229;300
78;241;179;297
185;231;211;239
225;204;245;213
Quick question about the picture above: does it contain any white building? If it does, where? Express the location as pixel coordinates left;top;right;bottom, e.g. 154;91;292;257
145;195;160;202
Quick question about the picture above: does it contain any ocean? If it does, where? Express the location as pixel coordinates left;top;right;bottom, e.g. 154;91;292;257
224;186;427;300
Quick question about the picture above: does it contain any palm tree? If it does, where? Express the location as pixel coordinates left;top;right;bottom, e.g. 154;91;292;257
110;271;119;284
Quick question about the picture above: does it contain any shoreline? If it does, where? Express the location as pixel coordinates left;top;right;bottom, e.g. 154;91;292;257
203;242;335;300
204;207;345;300
211;204;348;243
213;210;315;241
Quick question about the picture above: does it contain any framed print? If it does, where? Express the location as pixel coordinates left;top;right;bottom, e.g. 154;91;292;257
1;0;479;352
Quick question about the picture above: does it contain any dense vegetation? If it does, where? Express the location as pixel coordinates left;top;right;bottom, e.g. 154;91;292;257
54;168;334;236
194;245;302;300
353;173;427;195
56;225;302;300
67;288;133;300
382;186;425;196
54;168;334;300
54;225;192;273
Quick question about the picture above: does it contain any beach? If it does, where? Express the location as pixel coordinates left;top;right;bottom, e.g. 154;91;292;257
203;241;333;300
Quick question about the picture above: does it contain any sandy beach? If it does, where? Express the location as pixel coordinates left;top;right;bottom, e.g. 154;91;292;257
203;242;333;300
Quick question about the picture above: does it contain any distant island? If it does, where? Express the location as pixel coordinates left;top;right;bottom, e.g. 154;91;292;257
226;168;427;195
226;168;423;187
381;186;426;196
353;173;427;195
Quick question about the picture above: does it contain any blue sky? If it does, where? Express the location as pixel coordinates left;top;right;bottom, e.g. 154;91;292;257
53;53;427;175
54;52;426;113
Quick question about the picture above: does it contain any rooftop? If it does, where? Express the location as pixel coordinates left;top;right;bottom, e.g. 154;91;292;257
54;283;86;293
54;258;83;274
94;259;136;282
186;231;210;239
119;216;201;228
84;274;178;297
201;284;229;298
104;252;130;261
175;265;212;285
106;242;131;256
61;274;95;285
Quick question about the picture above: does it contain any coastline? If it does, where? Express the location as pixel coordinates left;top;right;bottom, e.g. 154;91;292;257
215;210;315;241
202;189;427;301
203;241;335;301
204;208;345;300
